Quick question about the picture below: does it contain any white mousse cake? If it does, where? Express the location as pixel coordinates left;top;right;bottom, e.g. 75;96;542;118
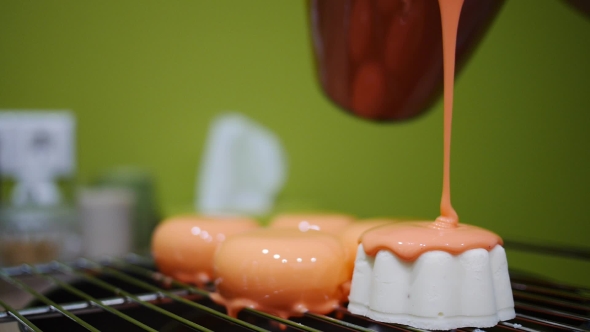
348;243;516;330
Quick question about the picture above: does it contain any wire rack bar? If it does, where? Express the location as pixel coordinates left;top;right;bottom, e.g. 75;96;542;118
2;255;589;332
81;259;271;332
54;262;214;332
336;310;407;332
242;308;323;332
0;270;99;332
0;290;189;323
26;265;157;332
515;313;588;331
0;298;43;332
515;301;590;323
331;307;432;332
499;321;541;332
108;258;322;332
303;312;378;332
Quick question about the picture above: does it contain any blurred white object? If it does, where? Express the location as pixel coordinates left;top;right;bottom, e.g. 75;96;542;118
78;188;135;258
0;111;80;266
196;113;286;216
0;111;75;206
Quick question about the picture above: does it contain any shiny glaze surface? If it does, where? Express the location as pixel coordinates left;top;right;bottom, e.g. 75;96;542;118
308;0;505;121
270;213;355;235
361;221;502;261
211;229;349;318
151;215;259;285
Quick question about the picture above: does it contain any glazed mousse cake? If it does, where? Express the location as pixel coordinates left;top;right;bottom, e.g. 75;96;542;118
347;220;515;330
151;215;259;286
210;228;349;318
348;0;515;329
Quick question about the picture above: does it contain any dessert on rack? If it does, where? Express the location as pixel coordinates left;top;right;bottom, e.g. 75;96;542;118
347;219;515;330
210;228;349;318
346;0;515;329
151;215;259;286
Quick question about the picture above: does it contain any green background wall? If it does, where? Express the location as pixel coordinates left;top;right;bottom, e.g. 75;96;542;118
1;1;589;286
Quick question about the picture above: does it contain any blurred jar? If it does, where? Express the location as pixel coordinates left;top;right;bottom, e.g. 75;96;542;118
93;167;160;253
308;0;505;121
78;187;135;258
0;204;80;266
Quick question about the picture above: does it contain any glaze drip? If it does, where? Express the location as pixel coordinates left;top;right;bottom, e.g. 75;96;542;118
437;0;464;228
361;0;505;261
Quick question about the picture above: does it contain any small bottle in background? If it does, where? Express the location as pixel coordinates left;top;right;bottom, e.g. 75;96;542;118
92;167;160;255
77;187;135;259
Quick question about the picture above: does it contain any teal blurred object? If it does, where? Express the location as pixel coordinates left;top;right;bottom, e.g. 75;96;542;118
93;167;160;252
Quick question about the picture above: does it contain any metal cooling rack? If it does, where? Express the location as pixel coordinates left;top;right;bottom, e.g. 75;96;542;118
0;254;588;332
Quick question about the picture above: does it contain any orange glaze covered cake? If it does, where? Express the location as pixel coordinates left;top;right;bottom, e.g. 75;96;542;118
151;215;259;286
347;0;515;329
348;221;515;330
269;213;354;235
210;228;349;318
